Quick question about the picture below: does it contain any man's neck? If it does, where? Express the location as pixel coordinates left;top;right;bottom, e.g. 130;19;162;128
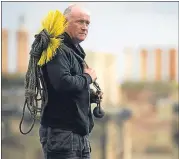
65;32;79;47
71;38;80;47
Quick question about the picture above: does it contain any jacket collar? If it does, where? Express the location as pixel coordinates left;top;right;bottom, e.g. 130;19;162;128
62;32;86;59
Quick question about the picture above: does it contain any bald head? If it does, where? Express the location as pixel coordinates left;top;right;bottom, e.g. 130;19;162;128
63;4;91;44
64;4;90;20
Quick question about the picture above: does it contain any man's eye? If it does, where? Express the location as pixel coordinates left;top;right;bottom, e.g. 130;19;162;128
78;20;84;24
78;20;90;26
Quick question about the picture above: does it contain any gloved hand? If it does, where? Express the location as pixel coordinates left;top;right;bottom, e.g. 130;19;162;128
90;89;103;104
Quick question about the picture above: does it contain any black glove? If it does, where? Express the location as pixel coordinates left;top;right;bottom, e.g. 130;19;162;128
90;89;101;104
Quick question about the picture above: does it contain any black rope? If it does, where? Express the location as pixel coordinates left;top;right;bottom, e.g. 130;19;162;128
19;67;48;135
19;29;50;135
19;100;36;135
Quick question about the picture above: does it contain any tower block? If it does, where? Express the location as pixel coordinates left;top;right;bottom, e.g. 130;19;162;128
16;15;29;74
169;48;177;81
155;48;162;81
140;49;147;80
2;28;8;74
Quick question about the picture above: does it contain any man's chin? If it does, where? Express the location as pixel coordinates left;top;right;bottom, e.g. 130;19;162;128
77;37;86;43
79;35;87;40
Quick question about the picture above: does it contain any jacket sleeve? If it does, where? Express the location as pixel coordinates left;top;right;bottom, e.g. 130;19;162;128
46;51;92;92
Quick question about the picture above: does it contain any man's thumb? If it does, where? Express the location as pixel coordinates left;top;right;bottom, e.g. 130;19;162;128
83;62;88;69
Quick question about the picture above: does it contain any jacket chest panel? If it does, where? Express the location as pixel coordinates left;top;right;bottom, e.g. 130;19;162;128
70;54;83;76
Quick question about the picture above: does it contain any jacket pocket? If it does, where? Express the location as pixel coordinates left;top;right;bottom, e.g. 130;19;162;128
47;128;73;153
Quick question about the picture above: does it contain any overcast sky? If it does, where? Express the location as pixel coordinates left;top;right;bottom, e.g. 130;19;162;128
2;1;178;81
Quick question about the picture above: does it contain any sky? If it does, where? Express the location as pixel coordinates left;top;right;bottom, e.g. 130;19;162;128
2;1;178;81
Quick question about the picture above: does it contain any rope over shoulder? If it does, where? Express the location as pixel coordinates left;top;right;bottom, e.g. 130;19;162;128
19;10;67;135
30;29;51;58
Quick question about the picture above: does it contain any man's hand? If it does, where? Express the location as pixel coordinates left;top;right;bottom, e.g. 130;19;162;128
90;89;104;103
97;91;103;101
83;64;97;82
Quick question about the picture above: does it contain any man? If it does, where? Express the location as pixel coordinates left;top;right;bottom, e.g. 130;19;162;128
39;4;103;159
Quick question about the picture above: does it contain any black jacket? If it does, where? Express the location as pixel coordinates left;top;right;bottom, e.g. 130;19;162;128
40;32;94;136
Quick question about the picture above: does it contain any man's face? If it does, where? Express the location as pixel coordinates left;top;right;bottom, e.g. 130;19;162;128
66;11;90;43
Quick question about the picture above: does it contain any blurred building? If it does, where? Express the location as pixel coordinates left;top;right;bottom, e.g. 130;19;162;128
123;46;178;82
16;15;29;74
2;15;29;75
2;28;8;74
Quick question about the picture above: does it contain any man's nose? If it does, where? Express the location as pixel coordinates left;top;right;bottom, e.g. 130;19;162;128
81;23;88;30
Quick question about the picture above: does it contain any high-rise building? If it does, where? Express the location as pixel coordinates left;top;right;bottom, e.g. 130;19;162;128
2;28;8;74
169;48;177;81
16;15;29;74
155;48;162;81
140;49;147;81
